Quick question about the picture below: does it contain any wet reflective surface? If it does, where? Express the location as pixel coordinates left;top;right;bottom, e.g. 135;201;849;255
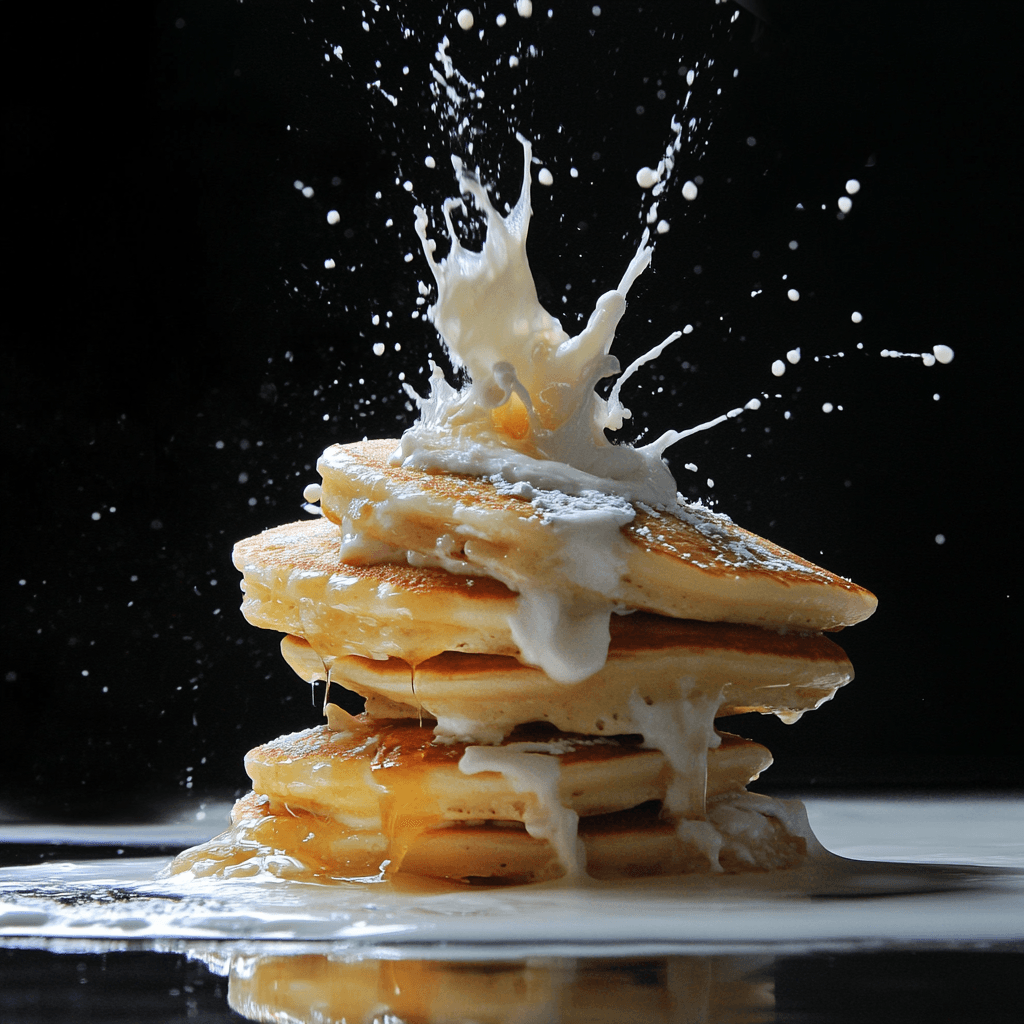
1;796;1021;1021
2;943;1020;1022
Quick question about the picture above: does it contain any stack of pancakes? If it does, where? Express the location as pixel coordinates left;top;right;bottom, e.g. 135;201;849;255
168;439;874;885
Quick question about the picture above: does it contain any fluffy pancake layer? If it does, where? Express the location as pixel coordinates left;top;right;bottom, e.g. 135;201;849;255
244;721;771;828
318;438;877;632
280;610;853;742
173;793;805;884
233;518;519;664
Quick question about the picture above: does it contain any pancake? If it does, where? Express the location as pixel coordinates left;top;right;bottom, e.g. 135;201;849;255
233;518;519;663
243;720;771;828
317;438;877;633
281;611;854;744
165;718;791;885
169;791;806;884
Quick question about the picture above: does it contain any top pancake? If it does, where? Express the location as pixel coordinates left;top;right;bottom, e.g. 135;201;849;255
318;438;877;632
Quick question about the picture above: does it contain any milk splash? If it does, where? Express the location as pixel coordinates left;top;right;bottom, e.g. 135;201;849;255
399;133;673;502
397;132;762;507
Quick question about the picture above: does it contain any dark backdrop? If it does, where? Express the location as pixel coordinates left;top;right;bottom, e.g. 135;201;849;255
3;1;1018;819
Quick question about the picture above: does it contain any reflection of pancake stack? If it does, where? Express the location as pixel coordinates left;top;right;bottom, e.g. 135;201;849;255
169;438;874;885
218;952;776;1024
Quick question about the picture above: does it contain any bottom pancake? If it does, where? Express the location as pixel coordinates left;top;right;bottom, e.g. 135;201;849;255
167;790;808;884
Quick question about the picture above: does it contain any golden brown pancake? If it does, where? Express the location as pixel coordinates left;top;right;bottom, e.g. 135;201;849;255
281;611;853;741
233;518;520;663
317;438;877;632
169;790;804;884
242;720;770;827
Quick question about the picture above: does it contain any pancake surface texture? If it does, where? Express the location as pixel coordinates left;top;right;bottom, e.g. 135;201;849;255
318;438;877;633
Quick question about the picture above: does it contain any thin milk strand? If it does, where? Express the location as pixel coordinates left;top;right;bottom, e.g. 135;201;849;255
459;743;586;878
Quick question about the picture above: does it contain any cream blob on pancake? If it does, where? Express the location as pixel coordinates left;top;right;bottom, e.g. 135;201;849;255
317;438;877;636
233;518;520;664
281;612;854;743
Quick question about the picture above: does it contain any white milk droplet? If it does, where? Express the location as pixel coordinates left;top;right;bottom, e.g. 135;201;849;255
933;393;941;401
593;5;602;14
933;344;954;364
686;69;695;86
509;55;520;67
517;0;533;17
402;181;413;192
788;240;798;250
636;166;660;189
846;179;861;194
496;13;507;27
772;359;786;377
326;210;340;225
851;311;863;323
538;167;553;186
301;186;314;198
682;180;698;201
373;343;385;356
838;196;853;213
425;156;436;168
707;478;714;488
457;9;474;31
822;402;833;413
787;288;800;301
302;483;322;504
371;314;380;326
935;534;946;545
323;258;336;269
656;219;670;234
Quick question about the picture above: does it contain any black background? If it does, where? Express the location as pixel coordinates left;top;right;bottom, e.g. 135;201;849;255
3;0;1019;820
